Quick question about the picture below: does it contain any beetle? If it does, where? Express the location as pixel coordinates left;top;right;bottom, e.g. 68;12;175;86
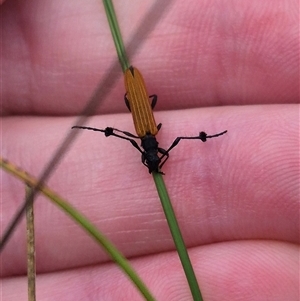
72;66;227;174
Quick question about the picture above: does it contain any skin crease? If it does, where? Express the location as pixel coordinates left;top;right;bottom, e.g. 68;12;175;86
1;0;299;300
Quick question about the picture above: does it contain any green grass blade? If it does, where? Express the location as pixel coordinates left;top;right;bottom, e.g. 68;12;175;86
0;158;156;301
103;0;130;71
153;172;203;301
51;194;156;301
102;1;203;299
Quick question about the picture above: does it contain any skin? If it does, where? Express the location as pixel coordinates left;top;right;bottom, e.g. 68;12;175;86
1;0;299;300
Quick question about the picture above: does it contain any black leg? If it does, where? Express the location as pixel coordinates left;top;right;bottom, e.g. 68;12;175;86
141;153;149;169
112;128;139;139
72;126;106;134
72;126;143;153
205;130;227;139
158;147;170;169
161;130;228;158
149;94;157;109
124;93;131;111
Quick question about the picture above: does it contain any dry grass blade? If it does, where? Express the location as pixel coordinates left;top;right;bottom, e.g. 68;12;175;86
25;185;36;301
